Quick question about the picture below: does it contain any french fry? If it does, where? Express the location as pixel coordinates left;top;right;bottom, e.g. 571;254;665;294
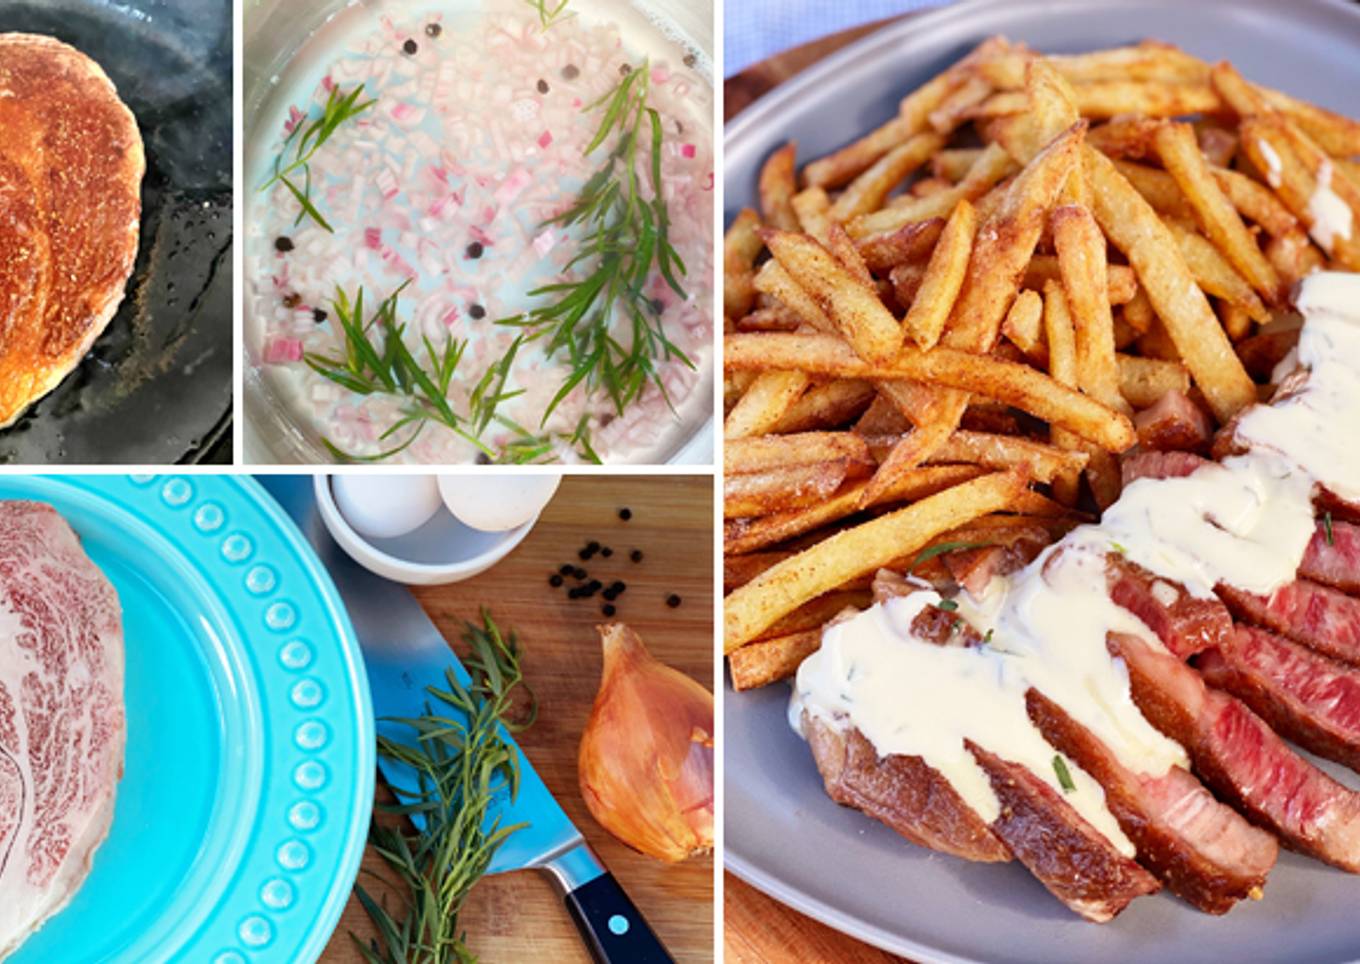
857;218;945;273
1122;286;1155;334
829;132;946;221
1155;121;1282;303
754;259;833;331
1212;166;1298;238
824;223;875;287
1002;288;1046;362
725;432;873;475
758;143;800;232
902;199;978;350
977;42;1210;90
1219;301;1252;342
755;590;875;641
1196;124;1238;167
933;147;985;181
790;186;832;243
724;471;1025;651
1113;160;1196;220
1053;204;1127;413
725;332;1136;452
1085;145;1256;421
853;394;911;435
911;176;953;198
1167;221;1269;322
929;75;995;133
723;208;763;318
1265;227;1326;286
1023;256;1137;304
1117;353;1191;407
847;142;1014;239
1072;81;1221;118
1087;116;1162;159
889;261;927;307
1260;85;1360;158
861;418;956;508
771;379;875;433
802;115;918;190
725;550;793;593
734;305;803;333
865;430;1089;484
762;229;903;364
987;60;1080;165
728;630;822;691
724;370;812;440
725;461;853;519
1043;281;1082;505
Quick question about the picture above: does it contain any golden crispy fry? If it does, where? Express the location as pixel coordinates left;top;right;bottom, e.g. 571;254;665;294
1122;286;1155;334
724;370;756;414
802;116;917;190
790;186;832;243
724;471;1025;650
1260;86;1360;158
1196;124;1238;167
1218;301;1252;342
1167;221;1269;322
734;305;803;333
1053;204;1127;413
753;259;832;331
865;429;1089;484
1022;256;1137;305
902;199;978;350
724;370;812;440
724;461;854;519
1265;227;1326;286
857;218;945;273
1002;288;1046;362
725;332;1136;452
933;147;985;181
929;75;995;133
848;143;1014;239
829;132;946;221
1086;145;1256;421
977;42;1210;90
723;208;763;319
988;61;1080;165
824;223;875;287
854;394;911;435
889;261;927;306
756;590;876;642
911;177;953;198
1073;81;1221;119
1117;353;1191;408
1112;160;1196;220
1087;116;1162;160
1212;166;1298;238
771;379;876;433
763;229;903;364
1043;281;1082;505
859;417;955;508
728;630;822;691
725;550;793;593
758;143;800;234
1155;121;1282;303
725;432;873;475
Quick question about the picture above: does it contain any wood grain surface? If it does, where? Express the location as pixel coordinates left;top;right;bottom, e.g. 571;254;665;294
321;475;715;962
723;13;914;964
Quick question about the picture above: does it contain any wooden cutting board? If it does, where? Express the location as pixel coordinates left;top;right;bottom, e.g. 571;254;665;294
722;14;914;964
321;475;714;962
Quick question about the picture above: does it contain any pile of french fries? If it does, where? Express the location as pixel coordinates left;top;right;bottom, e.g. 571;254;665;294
723;39;1360;690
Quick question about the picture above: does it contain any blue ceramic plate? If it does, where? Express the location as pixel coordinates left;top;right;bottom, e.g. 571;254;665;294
725;1;1360;962
6;475;373;964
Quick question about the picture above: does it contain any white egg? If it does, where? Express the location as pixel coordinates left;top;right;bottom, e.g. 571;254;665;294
437;474;561;532
332;474;442;540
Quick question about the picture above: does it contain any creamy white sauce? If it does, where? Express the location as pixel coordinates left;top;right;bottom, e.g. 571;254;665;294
1306;160;1354;254
794;272;1360;852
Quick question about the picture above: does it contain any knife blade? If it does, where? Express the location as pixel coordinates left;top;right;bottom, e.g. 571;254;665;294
260;475;672;963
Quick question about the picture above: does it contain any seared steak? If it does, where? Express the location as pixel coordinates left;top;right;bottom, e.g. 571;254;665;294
1300;518;1360;595
1026;689;1277;913
1133;389;1213;453
1104;554;1233;659
1217;579;1360;667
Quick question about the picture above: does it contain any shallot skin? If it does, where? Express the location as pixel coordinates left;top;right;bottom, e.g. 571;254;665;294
578;623;715;862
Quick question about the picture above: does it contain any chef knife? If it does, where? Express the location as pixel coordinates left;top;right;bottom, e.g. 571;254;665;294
261;476;672;964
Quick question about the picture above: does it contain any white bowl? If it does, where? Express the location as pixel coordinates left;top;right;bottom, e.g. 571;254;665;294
313;475;537;585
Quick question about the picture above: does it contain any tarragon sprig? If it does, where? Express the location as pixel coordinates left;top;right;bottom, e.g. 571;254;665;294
524;0;574;30
496;59;693;424
261;83;375;233
352;611;537;964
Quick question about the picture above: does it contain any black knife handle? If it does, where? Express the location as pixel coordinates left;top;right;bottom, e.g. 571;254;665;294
564;872;674;964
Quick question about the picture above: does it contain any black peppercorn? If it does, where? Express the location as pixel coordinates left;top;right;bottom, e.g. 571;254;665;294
630;549;643;563
666;594;682;608
549;574;564;587
312;308;327;323
274;236;294;253
425;23;441;37
466;241;484;259
561;64;579;80
618;507;632;521
601;546;613;557
683;52;697;68
403;38;418;55
476;452;491;465
602;604;616;617
559;564;573;576
469;303;486;320
537;78;549;94
619;63;631;75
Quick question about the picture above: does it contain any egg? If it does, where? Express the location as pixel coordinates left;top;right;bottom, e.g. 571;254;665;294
437;474;561;532
332;474;443;540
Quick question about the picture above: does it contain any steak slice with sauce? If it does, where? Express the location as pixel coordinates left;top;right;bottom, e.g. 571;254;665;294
1120;450;1208;486
803;717;1011;863
966;741;1161;922
1199;625;1360;774
1104;555;1233;659
1025;689;1277;913
1133;389;1213;453
1299;519;1360;596
1110;632;1360;872
1217;579;1360;667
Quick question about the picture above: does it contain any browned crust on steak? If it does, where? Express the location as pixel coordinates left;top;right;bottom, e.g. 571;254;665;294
966;740;1161;922
1026;688;1276;913
804;716;1010;863
0;34;144;426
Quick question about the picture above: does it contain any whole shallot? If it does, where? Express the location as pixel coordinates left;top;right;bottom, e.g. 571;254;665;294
578;623;714;862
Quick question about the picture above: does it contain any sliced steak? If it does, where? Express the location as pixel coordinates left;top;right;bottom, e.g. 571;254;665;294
1317;488;1360;527
804;718;1010;863
1120;450;1208;486
1110;631;1360;872
0;502;124;955
1026;688;1277;913
1133;389;1213;453
1299;518;1360;596
1199;625;1360;774
1105;554;1233;659
966;741;1161;922
945;534;1048;600
1217;579;1360;667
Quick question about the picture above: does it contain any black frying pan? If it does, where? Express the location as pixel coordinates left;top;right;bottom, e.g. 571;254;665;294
0;0;232;463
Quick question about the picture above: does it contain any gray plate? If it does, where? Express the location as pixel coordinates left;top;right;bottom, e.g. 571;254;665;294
723;1;1360;961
